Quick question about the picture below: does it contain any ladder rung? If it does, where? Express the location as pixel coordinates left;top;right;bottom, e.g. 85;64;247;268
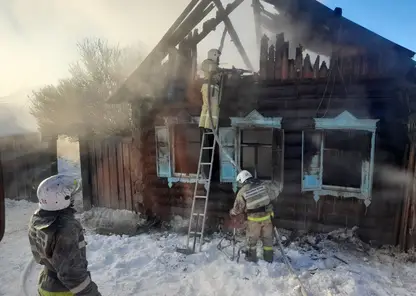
202;147;214;150
197;179;209;182
190;232;203;236
204;132;214;135
193;213;205;216
194;195;207;199
200;162;212;165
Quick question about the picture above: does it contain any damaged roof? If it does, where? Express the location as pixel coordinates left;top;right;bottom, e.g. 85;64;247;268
107;0;415;104
265;0;415;58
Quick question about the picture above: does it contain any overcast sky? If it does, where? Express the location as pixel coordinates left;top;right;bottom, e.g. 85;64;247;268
1;0;414;97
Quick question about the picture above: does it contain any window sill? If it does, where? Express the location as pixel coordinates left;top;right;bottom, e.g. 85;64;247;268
167;176;207;188
311;187;371;206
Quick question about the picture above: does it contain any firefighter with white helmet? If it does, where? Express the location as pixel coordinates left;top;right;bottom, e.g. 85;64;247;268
28;174;101;296
230;170;278;263
199;48;222;130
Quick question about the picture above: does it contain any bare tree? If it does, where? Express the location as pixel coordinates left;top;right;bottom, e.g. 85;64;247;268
30;38;145;140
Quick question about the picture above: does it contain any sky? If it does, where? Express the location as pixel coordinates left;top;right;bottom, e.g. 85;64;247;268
1;0;415;97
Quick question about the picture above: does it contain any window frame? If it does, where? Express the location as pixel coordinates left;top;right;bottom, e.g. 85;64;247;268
301;110;378;205
239;128;280;181
226;110;284;192
155;115;206;188
171;123;201;178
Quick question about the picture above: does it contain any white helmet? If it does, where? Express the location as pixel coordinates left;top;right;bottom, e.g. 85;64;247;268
201;58;218;74
208;48;221;62
37;174;82;211
236;170;253;184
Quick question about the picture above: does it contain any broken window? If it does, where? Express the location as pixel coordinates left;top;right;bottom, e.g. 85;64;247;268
172;124;200;175
155;119;202;184
301;111;378;202
155;126;171;177
322;130;371;188
240;128;274;180
220;111;284;192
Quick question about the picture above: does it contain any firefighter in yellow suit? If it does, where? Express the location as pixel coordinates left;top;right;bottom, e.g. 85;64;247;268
229;170;278;263
200;49;222;130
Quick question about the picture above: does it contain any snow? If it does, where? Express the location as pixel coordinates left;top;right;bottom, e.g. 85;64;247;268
1;156;416;296
2;197;416;296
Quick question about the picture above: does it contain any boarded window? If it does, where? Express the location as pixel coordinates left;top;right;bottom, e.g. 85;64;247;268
173;124;200;175
322;130;371;188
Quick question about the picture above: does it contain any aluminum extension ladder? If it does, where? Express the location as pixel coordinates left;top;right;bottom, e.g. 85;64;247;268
177;127;218;254
177;77;223;255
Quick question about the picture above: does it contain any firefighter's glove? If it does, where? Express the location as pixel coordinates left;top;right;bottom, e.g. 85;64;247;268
229;209;236;217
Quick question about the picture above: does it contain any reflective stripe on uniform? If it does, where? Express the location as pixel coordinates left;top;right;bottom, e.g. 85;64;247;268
78;240;87;249
38;288;73;296
263;246;273;251
69;276;91;294
246;195;270;209
244;184;272;211
247;214;271;222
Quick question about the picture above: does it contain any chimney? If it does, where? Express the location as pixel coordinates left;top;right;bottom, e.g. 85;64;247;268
334;7;343;17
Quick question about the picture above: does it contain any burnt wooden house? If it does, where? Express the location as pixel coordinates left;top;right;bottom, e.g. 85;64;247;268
82;0;416;249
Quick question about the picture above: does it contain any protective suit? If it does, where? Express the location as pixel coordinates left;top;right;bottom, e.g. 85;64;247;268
199;49;222;130
28;174;101;296
230;171;277;263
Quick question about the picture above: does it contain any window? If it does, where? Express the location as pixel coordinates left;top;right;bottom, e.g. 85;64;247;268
240;128;273;180
221;110;284;192
172;124;200;175
301;111;378;205
155;116;203;187
322;130;371;188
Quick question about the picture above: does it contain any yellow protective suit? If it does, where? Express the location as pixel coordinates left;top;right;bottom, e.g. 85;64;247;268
199;82;220;129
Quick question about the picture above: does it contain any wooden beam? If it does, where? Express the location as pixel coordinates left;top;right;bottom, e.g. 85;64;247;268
212;0;254;71
192;0;244;45
79;137;92;211
107;0;210;103
252;0;262;47
218;26;227;53
169;0;214;48
161;0;201;47
400;143;415;250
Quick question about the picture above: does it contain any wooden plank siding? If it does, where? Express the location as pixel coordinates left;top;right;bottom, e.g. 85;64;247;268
83;77;410;246
0;133;58;202
84;137;135;211
139;76;408;245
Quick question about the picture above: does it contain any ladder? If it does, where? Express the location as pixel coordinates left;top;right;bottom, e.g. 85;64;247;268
177;76;223;254
186;128;218;253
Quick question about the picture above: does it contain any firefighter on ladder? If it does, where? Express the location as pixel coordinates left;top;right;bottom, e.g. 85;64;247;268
199;49;222;178
200;48;222;131
28;174;101;296
229;170;278;263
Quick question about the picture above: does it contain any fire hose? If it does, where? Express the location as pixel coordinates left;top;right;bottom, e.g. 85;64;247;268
20;257;35;296
206;71;309;296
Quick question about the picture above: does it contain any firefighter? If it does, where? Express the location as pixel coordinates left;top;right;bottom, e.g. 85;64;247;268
199;48;222;130
229;170;277;263
28;174;101;296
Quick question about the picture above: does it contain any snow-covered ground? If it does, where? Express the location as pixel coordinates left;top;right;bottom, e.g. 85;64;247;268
1;156;416;296
2;199;416;296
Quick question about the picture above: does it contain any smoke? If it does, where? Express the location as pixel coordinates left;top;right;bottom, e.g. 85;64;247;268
0;0;267;97
0;0;195;96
